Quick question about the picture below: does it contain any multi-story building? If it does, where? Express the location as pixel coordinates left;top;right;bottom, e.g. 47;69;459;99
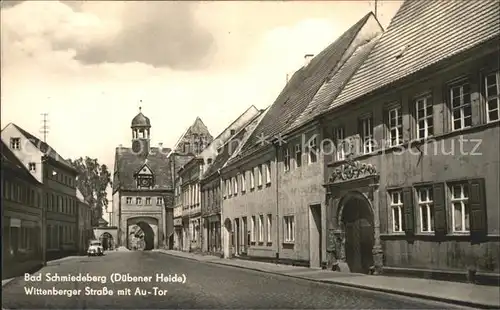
220;12;382;267
2;123;80;260
203;108;267;256
112;108;174;250
76;188;93;254
1;140;44;279
319;0;500;283
191;105;261;254
169;117;213;251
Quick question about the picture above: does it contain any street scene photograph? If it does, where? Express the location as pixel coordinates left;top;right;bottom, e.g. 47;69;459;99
1;0;499;309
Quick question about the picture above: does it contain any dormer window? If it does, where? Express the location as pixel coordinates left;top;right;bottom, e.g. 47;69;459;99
207;158;213;164
136;164;154;189
230;129;236;135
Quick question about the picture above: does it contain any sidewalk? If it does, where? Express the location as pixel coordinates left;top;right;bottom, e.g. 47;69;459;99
156;249;500;309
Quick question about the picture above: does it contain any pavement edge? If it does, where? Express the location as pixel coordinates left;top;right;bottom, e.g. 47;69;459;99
160;251;499;310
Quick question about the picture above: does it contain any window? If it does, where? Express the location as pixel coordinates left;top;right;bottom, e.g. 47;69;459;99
136;197;142;205
145;198;151;205
250;170;255;189
241;173;246;193
415;96;434;139
266;214;272;243
184;142;191;154
284;216;294;243
283;148;290;171
251;216;256;242
257;165;263;187
230;129;236;135
360;117;374;154
228;179;232;196
418;188;434;233
308;137;317;163
265;162;271;184
295;144;302;167
387;107;403;146
233;177;238;195
390;191;403;233
10;138;20;150
28;163;36;172
485;72;499;122
451;183;469;232
258;215;264;242
450;83;472;130
334;127;345;160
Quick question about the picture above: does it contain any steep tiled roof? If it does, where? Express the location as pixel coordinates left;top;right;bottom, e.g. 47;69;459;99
113;146;173;192
288;34;382;131
1;140;40;184
12;124;76;173
223;107;269;168
168;117;213;156
235;13;374;158
330;0;500;109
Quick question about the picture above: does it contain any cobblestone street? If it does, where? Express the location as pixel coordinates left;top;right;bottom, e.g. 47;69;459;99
2;251;471;309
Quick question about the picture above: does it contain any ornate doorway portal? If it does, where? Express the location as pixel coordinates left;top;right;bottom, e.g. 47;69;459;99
340;193;374;274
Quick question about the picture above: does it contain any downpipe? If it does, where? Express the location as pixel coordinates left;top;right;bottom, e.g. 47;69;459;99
273;144;280;263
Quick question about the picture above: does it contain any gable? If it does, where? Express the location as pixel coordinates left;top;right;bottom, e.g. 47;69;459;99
136;164;153;176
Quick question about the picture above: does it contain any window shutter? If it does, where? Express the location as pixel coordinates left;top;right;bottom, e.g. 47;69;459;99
433;183;447;236
403;187;414;235
469;178;487;240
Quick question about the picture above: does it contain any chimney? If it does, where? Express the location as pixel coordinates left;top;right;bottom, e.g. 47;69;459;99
304;54;314;67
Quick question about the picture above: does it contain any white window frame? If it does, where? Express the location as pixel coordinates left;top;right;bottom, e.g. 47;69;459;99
241;173;246;193
10;137;20;150
485;71;500;123
258;215;264;242
233;177;238;195
28;163;36;172
390;191;403;233
145;197;151;205
250;170;255;189
136;197;142;205
450;83;472;131
451;183;469;233
266;214;272;243
415;96;434;139
283;215;295;243
265;162;271;184
156;197;163;206
228;179;232;196
361;117;374;154
308;137;317;164
388;107;403;146
295;144;302;167
250;216;256;242
417;188;434;233
334;127;345;160
257;165;263;187
283;148;290;171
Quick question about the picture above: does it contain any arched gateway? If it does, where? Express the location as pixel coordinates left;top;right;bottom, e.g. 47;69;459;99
127;217;158;250
338;191;374;274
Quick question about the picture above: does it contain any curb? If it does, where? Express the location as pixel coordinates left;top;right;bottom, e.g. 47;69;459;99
160;251;499;309
46;256;80;266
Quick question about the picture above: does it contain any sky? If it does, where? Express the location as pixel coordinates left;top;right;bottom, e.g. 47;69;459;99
1;0;403;218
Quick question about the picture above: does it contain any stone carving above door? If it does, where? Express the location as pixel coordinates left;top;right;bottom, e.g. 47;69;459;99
328;156;378;183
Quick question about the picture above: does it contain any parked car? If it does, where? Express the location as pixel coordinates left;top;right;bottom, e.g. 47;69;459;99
87;240;104;256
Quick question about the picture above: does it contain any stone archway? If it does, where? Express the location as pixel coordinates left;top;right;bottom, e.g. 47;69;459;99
99;232;114;251
338;191;374;274
223;218;232;258
127;217;158;251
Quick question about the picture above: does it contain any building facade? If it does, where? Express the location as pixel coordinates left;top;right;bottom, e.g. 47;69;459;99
320;0;500;282
112;108;174;250
198;105;261;255
220;12;382;267
2;123;80;261
169;117;213;251
2;141;44;279
76;189;93;254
